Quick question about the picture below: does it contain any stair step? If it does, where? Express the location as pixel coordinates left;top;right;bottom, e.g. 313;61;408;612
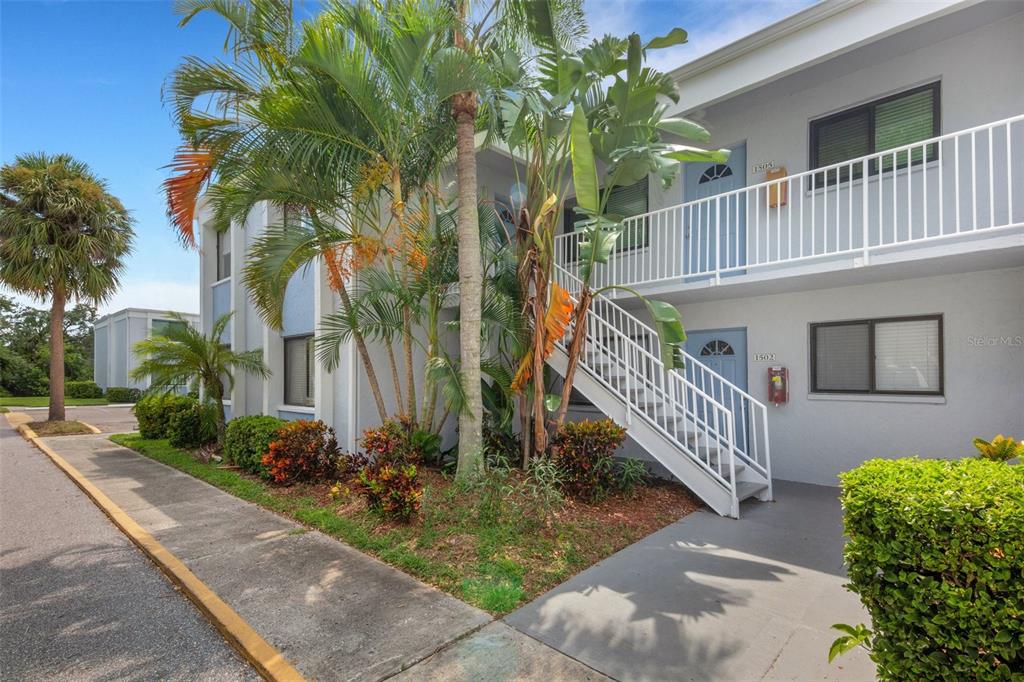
736;480;768;502
707;458;746;475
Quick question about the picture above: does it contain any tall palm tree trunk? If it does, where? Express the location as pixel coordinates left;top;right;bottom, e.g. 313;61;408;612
48;285;66;422
453;91;484;477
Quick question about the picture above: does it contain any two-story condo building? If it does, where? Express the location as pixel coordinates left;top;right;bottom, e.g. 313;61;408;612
198;0;1024;517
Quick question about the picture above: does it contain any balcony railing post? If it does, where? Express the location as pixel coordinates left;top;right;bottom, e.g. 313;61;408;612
714;196;721;284
862;157;870;264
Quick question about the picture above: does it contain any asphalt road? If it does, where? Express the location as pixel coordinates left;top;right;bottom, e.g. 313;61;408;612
20;404;139;434
0;419;257;681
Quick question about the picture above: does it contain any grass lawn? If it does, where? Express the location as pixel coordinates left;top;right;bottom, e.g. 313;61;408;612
30;420;95;436
0;396;108;407
110;433;700;614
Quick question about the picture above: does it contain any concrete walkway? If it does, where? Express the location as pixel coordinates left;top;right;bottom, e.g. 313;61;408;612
505;481;876;681
36;433;601;681
0;420;256;681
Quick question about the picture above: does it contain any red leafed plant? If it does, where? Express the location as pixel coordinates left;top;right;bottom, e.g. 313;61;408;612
262;419;340;485
549;419;627;501
354;462;422;521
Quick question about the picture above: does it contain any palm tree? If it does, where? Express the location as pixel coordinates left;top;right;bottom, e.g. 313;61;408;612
131;313;269;447
0;153;134;421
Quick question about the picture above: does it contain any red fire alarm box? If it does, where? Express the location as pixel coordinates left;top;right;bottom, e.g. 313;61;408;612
768;366;788;405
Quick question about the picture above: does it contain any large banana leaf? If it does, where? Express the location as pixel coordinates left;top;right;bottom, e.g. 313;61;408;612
569;106;599;214
643;299;687;371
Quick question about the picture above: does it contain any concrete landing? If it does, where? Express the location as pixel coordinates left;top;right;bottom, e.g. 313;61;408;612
505;480;877;681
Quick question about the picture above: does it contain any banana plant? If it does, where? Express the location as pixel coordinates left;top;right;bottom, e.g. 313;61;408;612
551;31;730;426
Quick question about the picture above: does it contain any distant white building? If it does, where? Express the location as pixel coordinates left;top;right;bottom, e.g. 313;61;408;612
93;308;199;391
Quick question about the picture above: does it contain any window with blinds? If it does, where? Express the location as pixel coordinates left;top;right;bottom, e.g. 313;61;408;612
809;82;940;184
563;177;650;256
216;229;231;280
811;315;943;395
284;335;315;407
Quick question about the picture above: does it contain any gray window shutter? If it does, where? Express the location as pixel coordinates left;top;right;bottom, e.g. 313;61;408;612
815;323;870;391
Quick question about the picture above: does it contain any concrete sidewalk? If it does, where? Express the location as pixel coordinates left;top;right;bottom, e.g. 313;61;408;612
505;481;876;681
38;433;602;681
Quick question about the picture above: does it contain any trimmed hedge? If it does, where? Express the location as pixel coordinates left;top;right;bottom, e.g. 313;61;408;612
841;458;1024;680
224;415;286;474
133;394;197;440
65;380;103;399
168;401;217;449
106;386;142;403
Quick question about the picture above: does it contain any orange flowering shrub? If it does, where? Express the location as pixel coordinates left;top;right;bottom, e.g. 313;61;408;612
262;419;340;485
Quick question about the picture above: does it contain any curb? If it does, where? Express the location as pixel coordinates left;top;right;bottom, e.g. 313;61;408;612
6;414;304;682
78;420;103;434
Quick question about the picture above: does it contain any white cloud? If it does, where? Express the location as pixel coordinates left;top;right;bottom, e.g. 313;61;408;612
2;280;200;317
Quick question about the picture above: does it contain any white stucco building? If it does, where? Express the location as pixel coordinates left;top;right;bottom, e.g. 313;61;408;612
93;308;199;391
198;0;1024;516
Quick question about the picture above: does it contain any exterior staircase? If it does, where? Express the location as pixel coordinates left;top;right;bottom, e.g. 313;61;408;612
550;265;772;518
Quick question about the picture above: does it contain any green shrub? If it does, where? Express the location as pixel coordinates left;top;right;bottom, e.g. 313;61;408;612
133;393;196;439
105;386;142;403
167;401;217;449
839;458;1024;680
549;419;626;501
65;380;103;399
355;461;422;521
262;419;340;484
224;415;286;474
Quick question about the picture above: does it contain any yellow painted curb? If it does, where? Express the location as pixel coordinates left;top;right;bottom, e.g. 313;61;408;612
78;420;103;434
10;418;304;682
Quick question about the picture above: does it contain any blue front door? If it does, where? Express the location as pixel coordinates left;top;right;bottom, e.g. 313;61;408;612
683;143;747;278
686;328;748;451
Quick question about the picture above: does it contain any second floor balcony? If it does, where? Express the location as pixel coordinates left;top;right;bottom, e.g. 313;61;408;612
554;115;1024;298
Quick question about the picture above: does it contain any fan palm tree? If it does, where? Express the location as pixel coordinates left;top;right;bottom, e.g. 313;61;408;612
0;153;134;421
131;312;269;447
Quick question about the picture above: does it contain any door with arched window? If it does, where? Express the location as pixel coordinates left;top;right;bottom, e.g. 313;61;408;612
683;143;747;278
685;328;749;452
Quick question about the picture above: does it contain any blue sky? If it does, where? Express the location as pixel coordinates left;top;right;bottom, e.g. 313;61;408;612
1;0;813;315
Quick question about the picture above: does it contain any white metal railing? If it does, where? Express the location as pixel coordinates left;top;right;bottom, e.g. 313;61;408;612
553;265;771;500
554;115;1024;290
